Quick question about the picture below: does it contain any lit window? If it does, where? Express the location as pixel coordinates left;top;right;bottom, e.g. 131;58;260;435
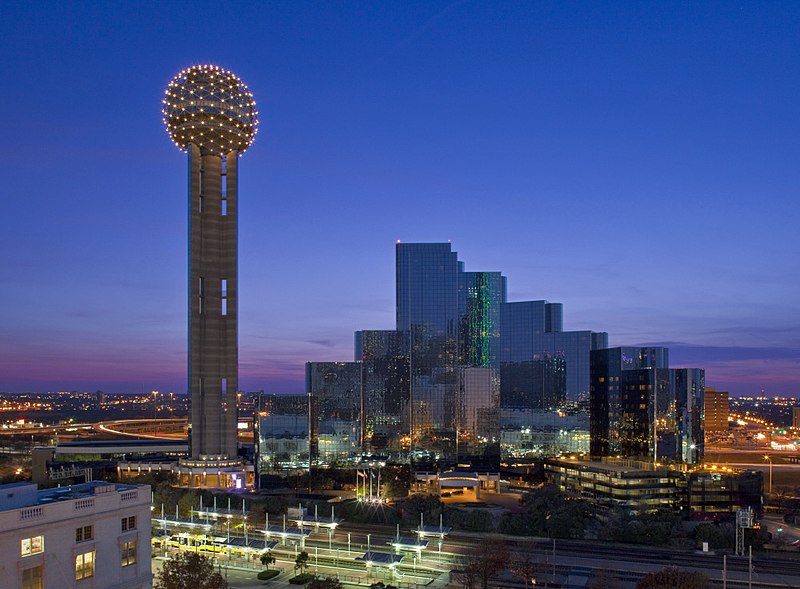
121;540;137;566
75;526;93;543
75;551;94;580
22;565;43;589
121;515;136;532
21;536;44;557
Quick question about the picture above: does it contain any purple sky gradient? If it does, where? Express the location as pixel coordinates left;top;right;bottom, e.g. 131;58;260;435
1;2;798;396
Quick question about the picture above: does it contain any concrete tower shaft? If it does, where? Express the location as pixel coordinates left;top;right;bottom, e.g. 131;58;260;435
188;145;238;459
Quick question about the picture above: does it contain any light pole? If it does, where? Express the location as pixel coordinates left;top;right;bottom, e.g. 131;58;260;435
764;455;773;495
151;390;158;433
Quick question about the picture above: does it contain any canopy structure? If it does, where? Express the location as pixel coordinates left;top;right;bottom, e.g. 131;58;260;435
288;504;342;531
153;516;214;532
225;537;278;553
389;537;428;553
356;552;405;567
256;524;312;542
414;514;451;540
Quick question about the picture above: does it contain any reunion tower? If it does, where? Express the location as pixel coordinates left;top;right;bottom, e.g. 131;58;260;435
163;65;258;487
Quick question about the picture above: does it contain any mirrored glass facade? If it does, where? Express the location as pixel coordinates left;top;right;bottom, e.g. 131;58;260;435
590;347;700;463
255;393;309;476
306;362;362;465
293;241;702;470
459;271;506;368
673;368;704;464
355;330;410;455
457;367;500;459
396;243;461;455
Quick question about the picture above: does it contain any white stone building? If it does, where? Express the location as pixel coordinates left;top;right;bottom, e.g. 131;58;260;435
0;481;151;589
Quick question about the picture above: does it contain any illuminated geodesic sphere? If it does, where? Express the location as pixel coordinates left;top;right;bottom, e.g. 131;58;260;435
163;64;258;156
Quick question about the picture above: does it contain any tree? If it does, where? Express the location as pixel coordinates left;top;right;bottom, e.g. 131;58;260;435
369;583;398;589
154;552;229;589
509;552;542;589
693;522;735;550
295;550;310;574
381;464;412;499
499;485;589;539
307;578;343;589
260;551;276;571
400;493;442;525
635;567;711;589
456;544;509;589
177;491;199;517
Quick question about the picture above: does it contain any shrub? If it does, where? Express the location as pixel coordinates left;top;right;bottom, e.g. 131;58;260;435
257;570;280;581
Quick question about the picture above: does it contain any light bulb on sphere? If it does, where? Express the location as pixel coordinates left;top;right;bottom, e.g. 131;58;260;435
163;64;258;156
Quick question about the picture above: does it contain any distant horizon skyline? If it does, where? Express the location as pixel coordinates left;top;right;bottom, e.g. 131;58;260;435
1;3;798;396
1;237;796;398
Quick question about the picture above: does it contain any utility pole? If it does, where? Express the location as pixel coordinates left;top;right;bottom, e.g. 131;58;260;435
723;554;727;589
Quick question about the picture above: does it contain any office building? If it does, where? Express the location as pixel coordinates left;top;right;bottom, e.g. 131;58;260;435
704;388;730;433
673;368;705;464
457;366;501;458
396;243;461;454
500;353;566;411
527;331;608;400
687;466;762;515
293;242;612;465
163;64;258;486
355;330;410;454
459;270;507;368
255;394;309;478
590;347;705;464
545;458;683;512
0;481;151;589
546;459;762;515
590;346;670;460
307;362;362;465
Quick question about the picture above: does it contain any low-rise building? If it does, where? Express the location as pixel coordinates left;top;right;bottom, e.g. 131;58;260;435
686;466;762;516
0;480;151;589
545;458;762;516
545;458;683;512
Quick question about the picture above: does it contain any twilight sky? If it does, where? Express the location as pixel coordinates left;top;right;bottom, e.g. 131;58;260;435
1;2;798;396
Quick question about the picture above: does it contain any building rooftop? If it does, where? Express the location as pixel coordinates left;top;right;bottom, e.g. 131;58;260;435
0;480;140;512
547;457;679;476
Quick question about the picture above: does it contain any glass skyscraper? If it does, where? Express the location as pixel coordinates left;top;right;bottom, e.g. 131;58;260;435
290;241;702;471
459;270;507;368
457;367;500;459
255;393;309;477
355;330;410;455
590;347;702;464
306;362;362;465
673;368;705;464
396;243;461;456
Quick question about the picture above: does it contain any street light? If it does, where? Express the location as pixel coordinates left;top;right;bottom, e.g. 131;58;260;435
151;390;159;432
764;455;773;495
